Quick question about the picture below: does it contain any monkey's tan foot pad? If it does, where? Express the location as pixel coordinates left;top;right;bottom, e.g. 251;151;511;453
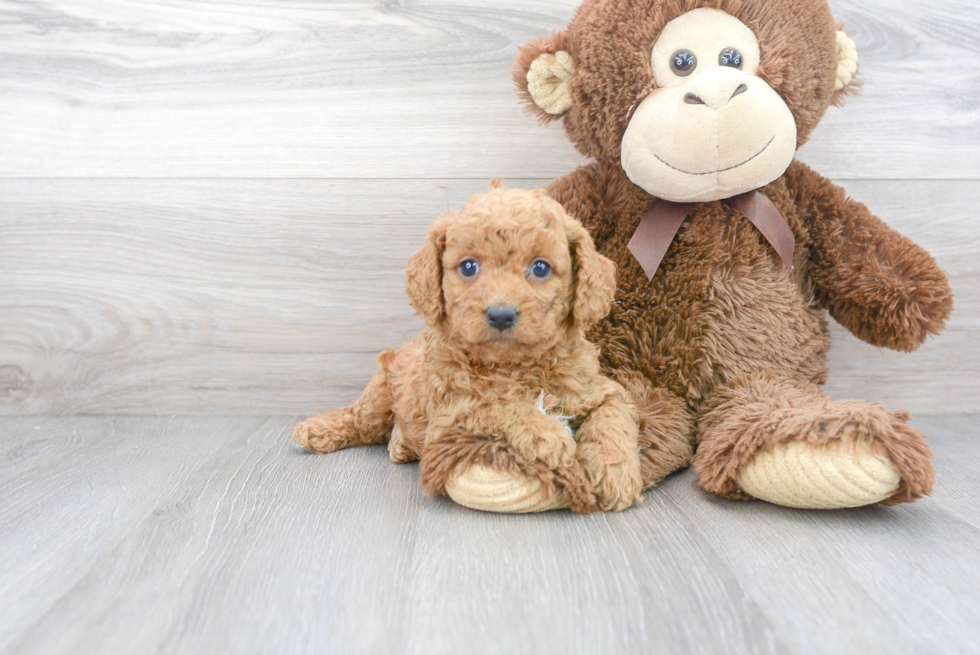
446;464;569;513
735;439;901;509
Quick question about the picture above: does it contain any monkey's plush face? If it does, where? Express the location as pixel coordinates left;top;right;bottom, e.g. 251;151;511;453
621;9;798;202
516;0;859;202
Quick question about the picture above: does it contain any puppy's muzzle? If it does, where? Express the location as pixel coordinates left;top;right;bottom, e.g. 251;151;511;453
485;305;519;331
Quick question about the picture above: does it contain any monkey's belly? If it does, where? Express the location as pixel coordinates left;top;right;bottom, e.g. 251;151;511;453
699;255;830;386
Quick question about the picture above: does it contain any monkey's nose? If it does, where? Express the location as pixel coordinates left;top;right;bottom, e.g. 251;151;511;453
685;83;747;107
485;305;519;331
684;74;750;110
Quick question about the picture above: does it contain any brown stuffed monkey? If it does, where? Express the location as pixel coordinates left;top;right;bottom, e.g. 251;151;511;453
457;0;953;509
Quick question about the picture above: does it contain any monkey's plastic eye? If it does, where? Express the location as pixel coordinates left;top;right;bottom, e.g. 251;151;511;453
670;49;697;76
458;259;480;278
529;259;552;280
719;48;743;69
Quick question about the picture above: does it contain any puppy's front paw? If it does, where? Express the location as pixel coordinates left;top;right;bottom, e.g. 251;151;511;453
594;464;643;512
510;422;578;469
577;442;643;512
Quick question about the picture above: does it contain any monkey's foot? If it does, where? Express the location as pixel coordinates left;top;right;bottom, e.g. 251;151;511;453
445;464;569;513
735;439;901;509
695;373;934;508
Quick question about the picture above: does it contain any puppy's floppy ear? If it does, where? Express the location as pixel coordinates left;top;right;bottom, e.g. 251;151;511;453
514;30;576;122
405;218;448;326
566;217;616;327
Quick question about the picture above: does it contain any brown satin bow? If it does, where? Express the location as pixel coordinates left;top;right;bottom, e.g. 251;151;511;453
626;190;795;280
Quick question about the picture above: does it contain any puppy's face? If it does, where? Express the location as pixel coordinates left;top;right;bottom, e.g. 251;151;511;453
405;186;616;365
441;204;573;358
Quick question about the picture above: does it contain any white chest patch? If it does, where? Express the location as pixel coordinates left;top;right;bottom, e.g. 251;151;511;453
534;390;578;439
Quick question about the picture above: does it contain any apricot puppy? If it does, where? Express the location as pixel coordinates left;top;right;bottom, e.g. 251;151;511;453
293;183;643;513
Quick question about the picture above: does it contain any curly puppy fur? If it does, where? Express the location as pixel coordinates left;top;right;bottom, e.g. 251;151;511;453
294;184;644;513
513;0;952;505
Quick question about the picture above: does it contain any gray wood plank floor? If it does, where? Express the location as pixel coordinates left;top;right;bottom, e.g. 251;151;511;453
2;415;978;655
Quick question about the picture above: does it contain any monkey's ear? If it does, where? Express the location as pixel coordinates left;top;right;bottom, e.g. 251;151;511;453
405;218;448;326
831;29;860;106
514;31;576;122
566;218;617;328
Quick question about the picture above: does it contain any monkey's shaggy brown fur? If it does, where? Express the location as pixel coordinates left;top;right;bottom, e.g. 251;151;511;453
515;0;953;504
294;186;644;513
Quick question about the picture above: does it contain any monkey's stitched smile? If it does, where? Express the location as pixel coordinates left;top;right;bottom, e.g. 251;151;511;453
653;135;775;176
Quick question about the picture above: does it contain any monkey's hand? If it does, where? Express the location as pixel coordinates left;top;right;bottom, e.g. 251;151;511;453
785;160;953;352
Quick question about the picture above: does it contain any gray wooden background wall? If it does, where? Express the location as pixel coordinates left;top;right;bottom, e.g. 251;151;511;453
0;0;977;416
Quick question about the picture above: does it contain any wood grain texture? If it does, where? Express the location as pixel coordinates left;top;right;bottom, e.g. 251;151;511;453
1;177;976;415
0;415;284;650
1;415;978;654
0;0;977;180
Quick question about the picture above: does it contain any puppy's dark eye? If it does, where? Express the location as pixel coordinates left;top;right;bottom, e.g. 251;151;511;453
458;258;480;278
719;47;742;69
529;259;552;280
670;49;697;76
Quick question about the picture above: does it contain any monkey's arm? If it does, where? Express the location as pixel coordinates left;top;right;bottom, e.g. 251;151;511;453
548;167;599;220
784;160;953;352
547;161;632;247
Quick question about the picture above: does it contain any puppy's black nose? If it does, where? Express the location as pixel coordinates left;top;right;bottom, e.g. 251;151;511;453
485;305;518;331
